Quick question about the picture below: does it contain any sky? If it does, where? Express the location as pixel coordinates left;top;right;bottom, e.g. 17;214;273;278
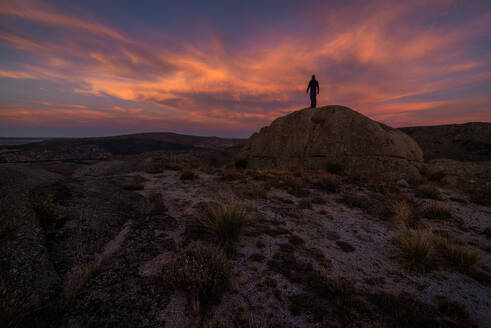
0;0;490;138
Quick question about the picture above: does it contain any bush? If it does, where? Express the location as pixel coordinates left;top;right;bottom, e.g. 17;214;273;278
234;158;248;169
314;174;341;193
33;194;59;225
242;184;269;199
143;157;163;174
143;191;166;215
326;162;343;174
433;236;484;271
298;198;312;209
416;184;440;200
421;202;452;219
394;200;419;228
195;198;247;246
180;169;198;180
285;178;310;197
166;244;231;305
340;193;369;210
396;229;435;272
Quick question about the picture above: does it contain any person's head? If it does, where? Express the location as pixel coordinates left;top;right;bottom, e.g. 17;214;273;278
312;75;316;80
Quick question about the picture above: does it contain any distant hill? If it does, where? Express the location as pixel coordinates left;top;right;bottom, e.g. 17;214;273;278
400;122;491;162
0;137;49;146
0;132;246;163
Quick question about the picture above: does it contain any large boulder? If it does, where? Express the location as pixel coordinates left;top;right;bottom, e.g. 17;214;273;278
238;105;423;180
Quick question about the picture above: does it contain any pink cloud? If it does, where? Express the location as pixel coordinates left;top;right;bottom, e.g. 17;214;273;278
0;0;490;136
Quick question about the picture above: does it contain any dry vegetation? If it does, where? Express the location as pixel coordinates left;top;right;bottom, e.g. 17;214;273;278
190;197;248;247
165;243;231;307
1;156;489;327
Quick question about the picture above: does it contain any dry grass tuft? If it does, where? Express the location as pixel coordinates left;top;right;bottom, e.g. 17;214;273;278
143;191;166;215
325;162;343;174
166;243;231;306
180;169;198;180
63;252;112;299
297;198;312;209
33;194;60;225
396;228;484;272
433;235;484;271
396;229;435;272
416;183;440;200
195;197;248;246
421;202;452;220
393;200;419;228
314;174;341;193
242;183;269;200
340;193;370;210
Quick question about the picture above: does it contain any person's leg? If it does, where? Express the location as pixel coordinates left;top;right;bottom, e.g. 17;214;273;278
310;93;316;108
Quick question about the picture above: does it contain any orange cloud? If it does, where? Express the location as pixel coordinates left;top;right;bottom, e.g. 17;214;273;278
0;0;490;136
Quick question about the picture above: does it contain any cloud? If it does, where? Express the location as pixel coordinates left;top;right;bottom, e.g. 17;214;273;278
0;0;490;136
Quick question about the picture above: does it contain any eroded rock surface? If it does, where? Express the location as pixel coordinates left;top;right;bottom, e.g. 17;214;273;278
239;105;423;180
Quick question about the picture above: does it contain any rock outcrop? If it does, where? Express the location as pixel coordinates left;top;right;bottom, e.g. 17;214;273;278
238;105;423;180
400;122;491;162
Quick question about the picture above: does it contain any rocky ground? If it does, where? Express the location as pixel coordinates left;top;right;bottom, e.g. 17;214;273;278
1;155;490;327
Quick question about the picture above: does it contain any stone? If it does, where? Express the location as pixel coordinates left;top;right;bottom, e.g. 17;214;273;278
237;105;423;180
397;179;410;187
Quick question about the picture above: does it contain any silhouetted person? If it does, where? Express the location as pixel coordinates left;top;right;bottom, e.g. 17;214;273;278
306;75;319;108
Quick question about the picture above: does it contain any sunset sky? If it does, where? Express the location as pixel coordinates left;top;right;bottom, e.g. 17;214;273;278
1;0;490;138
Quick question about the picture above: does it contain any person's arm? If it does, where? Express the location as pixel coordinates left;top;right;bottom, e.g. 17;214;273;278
317;81;320;94
306;82;310;94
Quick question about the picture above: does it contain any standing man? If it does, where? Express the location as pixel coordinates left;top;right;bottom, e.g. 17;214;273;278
306;75;320;108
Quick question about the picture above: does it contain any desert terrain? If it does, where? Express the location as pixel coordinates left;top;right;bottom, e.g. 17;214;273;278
1;107;490;328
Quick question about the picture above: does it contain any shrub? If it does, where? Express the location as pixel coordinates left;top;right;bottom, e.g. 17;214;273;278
394;200;419;228
166;244;231;305
143;191;166;215
416;183;440;200
242;184;269;199
195;198;247;246
286;178;310;197
234;158;248;169
340;193;369;210
433;236;484;271
180;169;198;180
143;157;164;174
314;174;341;193
326;162;343;174
298;198;312;209
396;229;435;271
468;189;491;206
33;194;59;225
421;202;452;219
143;163;163;174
